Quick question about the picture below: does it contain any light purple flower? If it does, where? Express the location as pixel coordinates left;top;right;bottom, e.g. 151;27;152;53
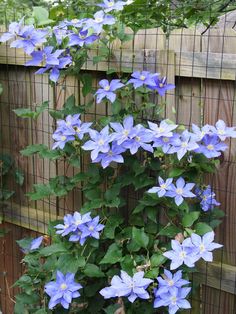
10;25;47;55
148;176;173;197
30;236;43;251
53;27;70;45
154;287;191;314
0;18;24;42
195;134;228;158
82;125;113;160
100;271;153;303
147;75;175;96
45;271;82;309
127;71;156;89
163;239;199;270
190;231;223;262
122;124;154;154
195;185;220;212
95;79;124;103
168;130;199;160
68;30;98;47
98;0;127;12
148;120;177;139
210;119;236;141
52;132;75;150
153;133;179;154
84;11;116;34
55;214;74;236
35;54;72;82
79;216;105;240
165;177;195;206
26;46;64;66
110;115;136;145
93;141;125;168
155;269;190;296
191;123;211;141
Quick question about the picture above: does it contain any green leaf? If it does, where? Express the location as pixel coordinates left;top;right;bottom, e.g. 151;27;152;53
33;7;54;26
27;184;53;200
100;243;123;264
84;264;105;277
159;225;182;238
20;144;47;156
182;211;200;227
195;222;213;235
104;304;121;314
169;168;184;177
40;243;67;256
14;169;24;186
81;73;93;97
132;227;149;248
150;254;167;267
68;155;80;168
145;268;160;279
112;100;121;114
104;214;124;239
0;189;14;200
57;254;86;273
13;101;48;119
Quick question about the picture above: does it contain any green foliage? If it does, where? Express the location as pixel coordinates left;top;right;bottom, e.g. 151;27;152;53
13;101;48;119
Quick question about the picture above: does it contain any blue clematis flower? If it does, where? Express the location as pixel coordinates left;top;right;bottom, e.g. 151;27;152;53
68;30;99;47
191;123;211;141
165;177;195;206
163;239;199;270
195;185;220;212
153;133;179;154
45;271;82;309
93;141;125;168
95;79;124;103
26;46;65;66
110;115;136;145
127;71;156;89
148;120;177;139
100;270;153;303
154;287;191;314
84;11;116;34
168;130;199;160
190;231;222;262
29;236;44;251
194;134;227;158
55;214;74;236
0;18;24;42
98;0;127;13
148;176;173;197
210;119;236;141
155;269;190;296
82;125;113;160
147;75;175;96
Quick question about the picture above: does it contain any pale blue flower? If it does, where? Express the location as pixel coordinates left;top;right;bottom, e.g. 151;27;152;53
127;71;156;89
95;79;124;103
45;271;82;309
210;119;236;141
110;115;136;145
100;271;153;303
195;134;227;158
148;120;177;139
98;0;127;13
148;176;173;197
165;177;195;206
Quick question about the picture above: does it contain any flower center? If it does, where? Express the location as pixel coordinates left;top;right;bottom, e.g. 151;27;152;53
176;188;183;195
160;183;167;190
157;127;164;133
75;127;81;133
200;244;205;252
171;296;177;305
89;226;94;231
75;219;82;225
123;129;129;136
79;33;86;39
140;75;146;81
66;121;71;126
202;195;207;200
168;279;174;286
71;19;79;23
61;135;67;141
108;150;113;156
163;137;169;142
179;250;186;258
64;224;69;228
108;1;114;6
207;144;214;150
98;139;104;146
60;283;67;290
218;129;225;135
104;85;110;91
135;136;141;142
181;141;188;148
95;17;103;23
159;83;164;88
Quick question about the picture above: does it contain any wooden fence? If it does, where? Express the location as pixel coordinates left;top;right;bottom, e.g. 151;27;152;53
0;25;236;313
